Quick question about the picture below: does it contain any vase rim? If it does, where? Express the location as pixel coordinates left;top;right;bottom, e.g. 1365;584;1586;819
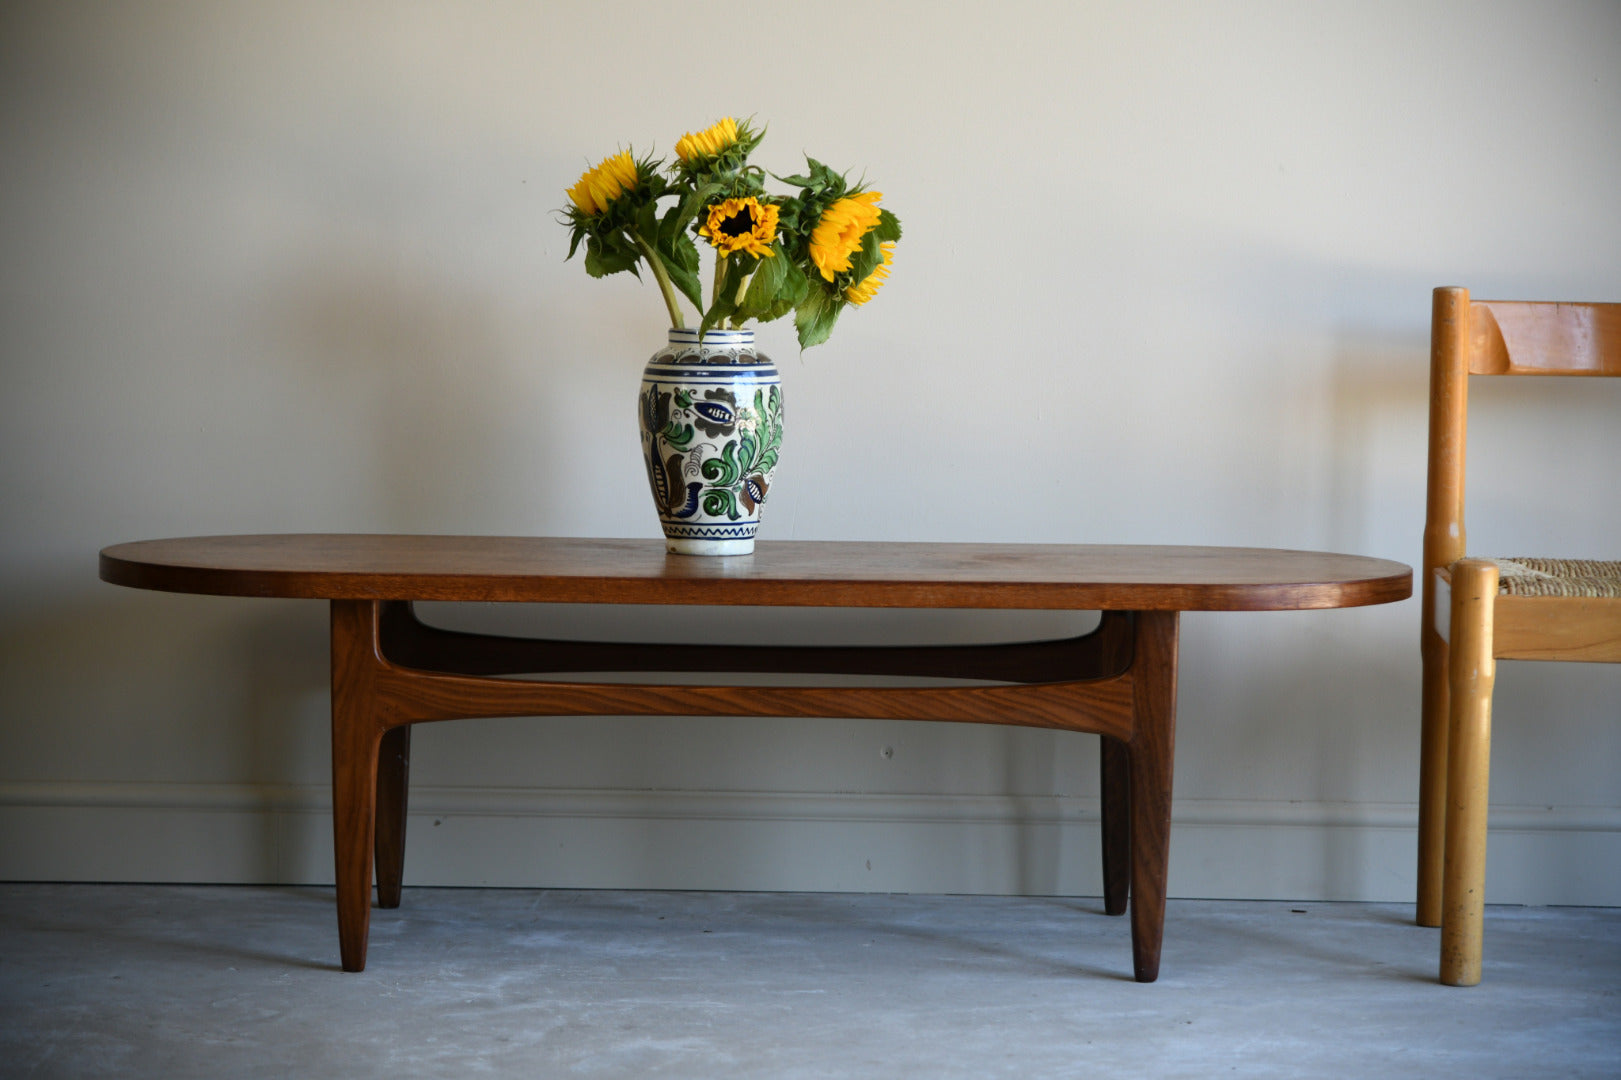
668;326;753;343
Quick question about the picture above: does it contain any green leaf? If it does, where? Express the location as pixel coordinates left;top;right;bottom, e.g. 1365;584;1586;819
658;203;683;250
636;198;658;242
584;234;641;279
873;208;902;244
795;286;843;349
701;279;737;335
669;231;699;273
772;198;802;235
701;297;737;336
666;266;701;313
662;181;722;248
774;157;845;196
757;257;808;323
845;226;886;287
661;233;704;312
783;260;810;300
582;237;607;277
701;254;744;334
717;252;742;296
735;247;787;322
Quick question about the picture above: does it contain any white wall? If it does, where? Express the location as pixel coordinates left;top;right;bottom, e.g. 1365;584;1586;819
2;1;1618;903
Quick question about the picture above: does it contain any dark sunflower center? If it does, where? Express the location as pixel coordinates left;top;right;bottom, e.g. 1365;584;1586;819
718;209;755;238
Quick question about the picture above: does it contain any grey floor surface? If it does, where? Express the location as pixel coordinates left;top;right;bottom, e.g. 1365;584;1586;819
1;885;1618;1079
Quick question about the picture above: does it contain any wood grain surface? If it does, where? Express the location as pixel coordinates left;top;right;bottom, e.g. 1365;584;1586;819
101;535;1411;611
1469;298;1621;376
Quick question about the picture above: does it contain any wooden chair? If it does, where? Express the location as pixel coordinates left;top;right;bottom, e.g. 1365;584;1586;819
1416;287;1621;985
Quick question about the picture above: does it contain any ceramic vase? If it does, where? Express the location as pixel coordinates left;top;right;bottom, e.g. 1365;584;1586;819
638;327;783;555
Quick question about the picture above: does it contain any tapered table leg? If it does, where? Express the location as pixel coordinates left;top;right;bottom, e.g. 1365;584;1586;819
1416;624;1450;927
1127;611;1179;983
375;724;411;910
1100;736;1131;916
331;600;385;973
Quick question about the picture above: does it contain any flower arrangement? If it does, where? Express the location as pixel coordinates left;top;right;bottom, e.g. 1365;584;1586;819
563;117;901;349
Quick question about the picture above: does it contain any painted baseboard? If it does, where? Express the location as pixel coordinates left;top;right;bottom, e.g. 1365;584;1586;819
1;782;1617;904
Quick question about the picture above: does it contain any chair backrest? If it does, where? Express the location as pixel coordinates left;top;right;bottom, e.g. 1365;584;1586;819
1422;287;1621;609
1465;298;1621;376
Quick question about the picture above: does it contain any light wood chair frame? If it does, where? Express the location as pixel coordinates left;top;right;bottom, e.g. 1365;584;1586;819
1416;286;1621;985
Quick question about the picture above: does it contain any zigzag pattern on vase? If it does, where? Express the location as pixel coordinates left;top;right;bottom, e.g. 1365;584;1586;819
660;523;761;539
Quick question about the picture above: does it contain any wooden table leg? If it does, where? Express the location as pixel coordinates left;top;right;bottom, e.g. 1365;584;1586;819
1099;736;1131;916
331;600;386;973
1127;611;1179;983
1416;618;1450;927
375;725;411;910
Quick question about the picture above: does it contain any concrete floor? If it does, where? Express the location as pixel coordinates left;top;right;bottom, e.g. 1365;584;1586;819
1;886;1617;1079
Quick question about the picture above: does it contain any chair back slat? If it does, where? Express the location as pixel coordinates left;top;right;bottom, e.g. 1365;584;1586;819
1469;300;1621;376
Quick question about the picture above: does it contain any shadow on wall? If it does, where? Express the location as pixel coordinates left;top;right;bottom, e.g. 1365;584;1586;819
1179;606;1419;898
1327;332;1430;555
239;601;331;876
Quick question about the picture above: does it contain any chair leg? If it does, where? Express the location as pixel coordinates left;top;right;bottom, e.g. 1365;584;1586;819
1416;617;1451;927
374;724;411;910
1100;736;1130;916
1440;560;1498;987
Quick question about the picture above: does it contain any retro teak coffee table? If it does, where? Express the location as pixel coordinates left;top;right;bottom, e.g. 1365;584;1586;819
99;535;1411;981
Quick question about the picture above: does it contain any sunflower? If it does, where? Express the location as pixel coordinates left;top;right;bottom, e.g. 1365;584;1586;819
566;150;639;217
675;117;740;164
807;191;883;281
699;196;779;258
845;242;895;306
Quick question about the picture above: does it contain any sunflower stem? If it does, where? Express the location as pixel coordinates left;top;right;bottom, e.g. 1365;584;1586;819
629;229;686;330
729;271;754;329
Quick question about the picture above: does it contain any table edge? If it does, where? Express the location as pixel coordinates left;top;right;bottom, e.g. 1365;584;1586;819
100;537;1414;612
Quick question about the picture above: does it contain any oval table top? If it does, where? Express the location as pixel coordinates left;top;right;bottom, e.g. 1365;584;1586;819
100;535;1412;612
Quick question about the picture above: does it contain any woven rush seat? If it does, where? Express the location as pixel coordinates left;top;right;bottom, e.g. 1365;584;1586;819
1487;558;1621;598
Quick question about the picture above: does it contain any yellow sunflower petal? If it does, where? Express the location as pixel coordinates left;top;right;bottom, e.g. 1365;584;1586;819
568;150;638;217
699;196;779;257
845;242;894;305
807;192;885;281
675;117;740;163
567;178;598;216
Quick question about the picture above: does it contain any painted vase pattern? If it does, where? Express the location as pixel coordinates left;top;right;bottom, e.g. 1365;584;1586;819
639;328;783;555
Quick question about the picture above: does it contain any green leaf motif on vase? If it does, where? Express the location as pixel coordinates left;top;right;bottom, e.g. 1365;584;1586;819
641;345;782;535
701;487;740;520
